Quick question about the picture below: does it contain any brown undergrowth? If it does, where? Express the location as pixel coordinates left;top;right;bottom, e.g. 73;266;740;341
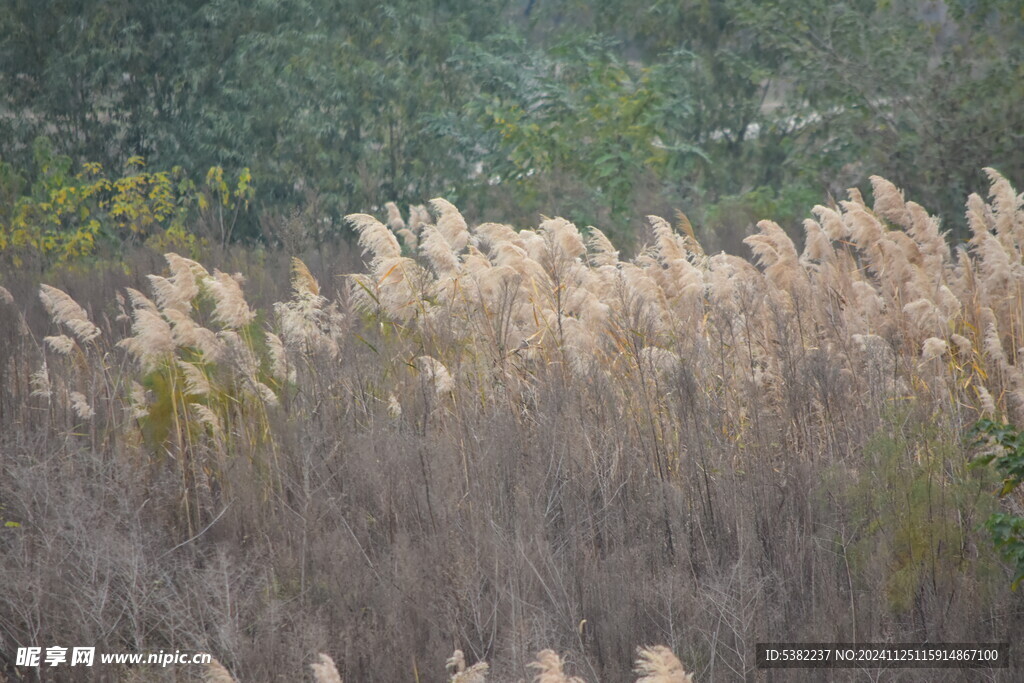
1;172;1023;680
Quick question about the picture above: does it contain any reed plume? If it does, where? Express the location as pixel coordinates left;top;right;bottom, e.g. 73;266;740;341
446;649;489;682
44;335;76;356
527;650;585;683
430;197;471;252
415;355;455;395
206;270;255;329
633;646;693;683
348;213;402;265
38;284;101;343
119;307;176;372
203;659;236;683
30;363;52;399
310;653;344;683
69;391;94;420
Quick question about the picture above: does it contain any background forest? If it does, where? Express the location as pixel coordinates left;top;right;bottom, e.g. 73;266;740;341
2;1;1024;681
2;0;1023;256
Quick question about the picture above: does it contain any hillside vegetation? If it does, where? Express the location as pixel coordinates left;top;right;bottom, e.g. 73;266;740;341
2;0;1022;247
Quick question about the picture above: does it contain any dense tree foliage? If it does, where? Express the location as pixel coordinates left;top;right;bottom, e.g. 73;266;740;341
1;0;1021;249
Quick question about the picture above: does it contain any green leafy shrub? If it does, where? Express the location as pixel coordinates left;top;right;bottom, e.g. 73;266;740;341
968;419;1024;589
0;137;252;268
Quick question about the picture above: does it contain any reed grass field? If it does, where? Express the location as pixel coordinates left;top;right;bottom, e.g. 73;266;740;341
2;171;1024;680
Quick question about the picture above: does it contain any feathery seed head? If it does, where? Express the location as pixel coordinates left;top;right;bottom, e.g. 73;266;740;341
291;257;320;297
453;662;489;683
30;363;52;399
528;649;585;683
178;360;211;396
633;645;693;683
586;227;619;266
921;337;948;361
387;393;402;418
415;355;455;395
420;224;462;275
69;391;94;420
45;335;76;355
384;201;406;231
203;658;236;683
649;215;687;263
870;175;909;227
205;270;255;329
540;216;586;261
348;213;403;266
310;653;343;683
430;197;471;252
129;381;149;419
447;650;466;673
39;284;101;343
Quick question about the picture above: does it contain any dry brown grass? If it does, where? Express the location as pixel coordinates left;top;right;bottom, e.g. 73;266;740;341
3;170;1022;681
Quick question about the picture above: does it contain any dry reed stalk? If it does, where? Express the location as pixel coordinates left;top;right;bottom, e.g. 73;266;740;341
0;285;13;305
870;175;909;227
540;216;586;261
744;219;805;297
674;210;703;254
921;337;949;361
190;404;222;433
800;218;834;266
649;215;688;263
983;167;1024;249
397;227;419;250
475;221;520;249
375;256;429;317
447;649;466;673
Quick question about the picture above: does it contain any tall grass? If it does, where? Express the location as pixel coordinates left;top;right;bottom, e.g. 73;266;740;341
1;171;1022;680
